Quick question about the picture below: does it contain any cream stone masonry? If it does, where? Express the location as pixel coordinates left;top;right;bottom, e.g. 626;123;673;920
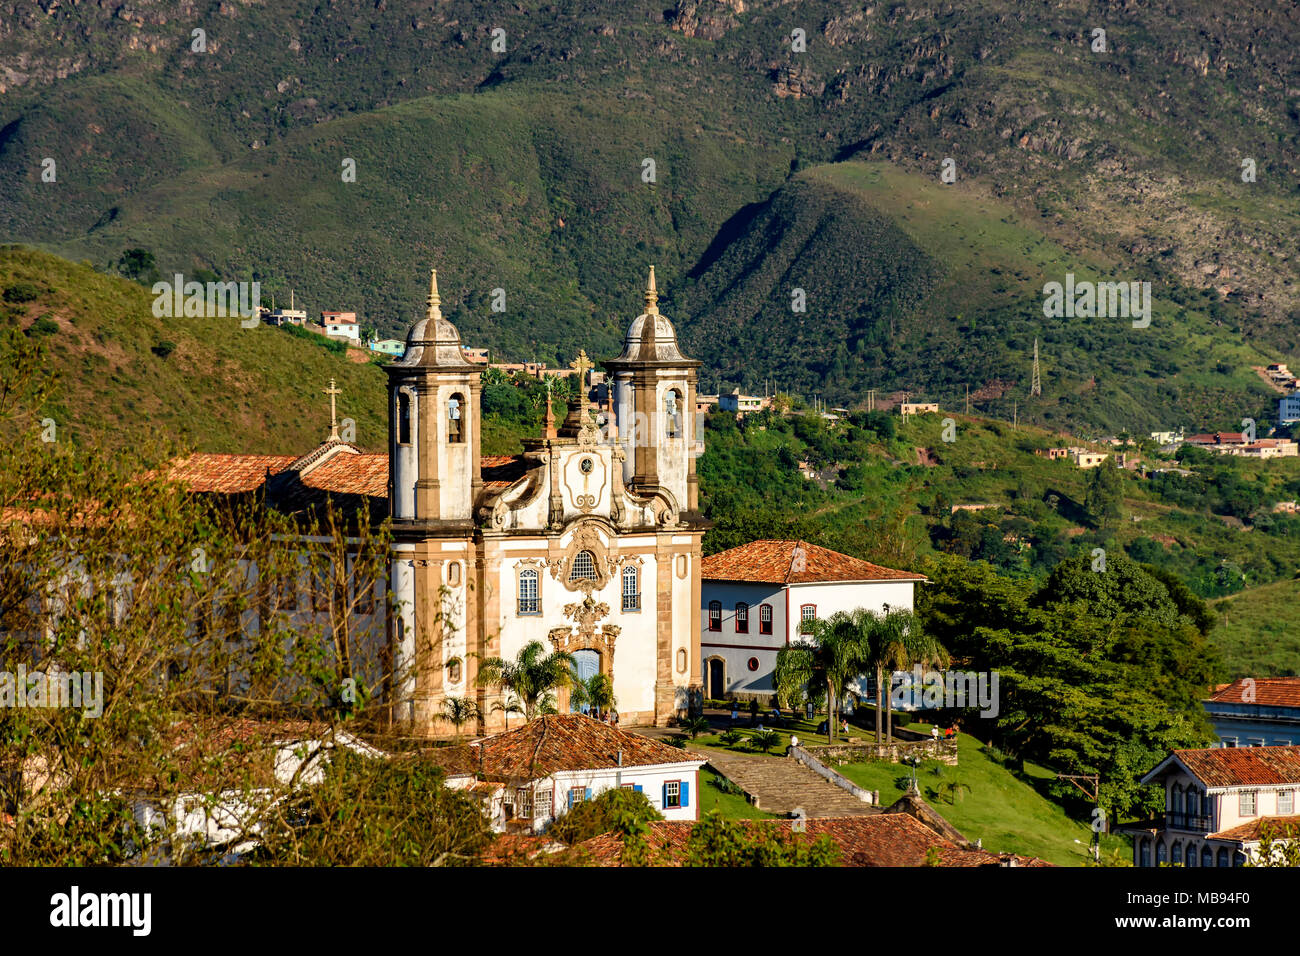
387;268;706;736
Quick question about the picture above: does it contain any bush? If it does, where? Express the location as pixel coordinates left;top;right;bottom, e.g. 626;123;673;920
151;340;176;359
547;787;660;846
25;317;58;337
2;282;41;304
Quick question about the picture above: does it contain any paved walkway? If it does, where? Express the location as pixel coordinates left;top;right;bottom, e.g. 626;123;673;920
699;749;877;818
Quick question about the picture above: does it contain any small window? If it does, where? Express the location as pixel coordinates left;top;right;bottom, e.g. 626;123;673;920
1279;789;1295;815
801;604;816;622
515;788;533;820
1216;848;1229;867
622;565;640;611
759;603;773;635
569;787;587;808
447;659;462;683
735;602;749;633
664;780;681;809
676;648;687;673
708;600;722;632
448;394;465;443
397;391;412;445
570;550;597;582
518;569;540;615
447;561;461;587
1201;846;1213;867
1240;791;1257;816
535;788;553;820
747;657;759;672
665;390;682;438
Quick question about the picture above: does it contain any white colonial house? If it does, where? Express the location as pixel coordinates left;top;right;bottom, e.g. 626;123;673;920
444;714;705;833
1120;745;1300;866
699;539;925;701
321;311;360;342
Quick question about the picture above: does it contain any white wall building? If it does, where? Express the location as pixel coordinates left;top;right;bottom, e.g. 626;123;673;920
444;714;705;833
699;539;925;700
321;311;360;343
1279;394;1300;426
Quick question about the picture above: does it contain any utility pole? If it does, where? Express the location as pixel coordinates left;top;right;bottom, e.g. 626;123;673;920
1058;773;1104;861
1031;337;1042;397
965;383;970;415
1013;400;1018;428
867;389;876;413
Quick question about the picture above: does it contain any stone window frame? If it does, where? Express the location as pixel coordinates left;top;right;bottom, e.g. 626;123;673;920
621;564;641;612
448;392;466;443
759;603;773;635
516;560;544;616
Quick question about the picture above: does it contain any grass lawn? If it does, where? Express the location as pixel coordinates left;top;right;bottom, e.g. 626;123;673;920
696;767;776;821
685;715;881;757
831;724;1130;867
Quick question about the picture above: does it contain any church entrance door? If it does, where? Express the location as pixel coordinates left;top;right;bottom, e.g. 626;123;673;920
571;649;599;713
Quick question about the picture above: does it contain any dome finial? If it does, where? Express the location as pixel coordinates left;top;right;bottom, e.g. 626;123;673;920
426;268;441;319
644;265;658;314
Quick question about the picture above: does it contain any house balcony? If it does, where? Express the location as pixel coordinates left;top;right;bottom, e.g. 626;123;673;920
1164;812;1211;832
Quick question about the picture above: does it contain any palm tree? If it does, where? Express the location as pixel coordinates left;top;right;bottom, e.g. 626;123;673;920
491;695;525;731
441;696;481;738
773;611;868;743
570;671;616;717
476;641;578;721
868;607;947;745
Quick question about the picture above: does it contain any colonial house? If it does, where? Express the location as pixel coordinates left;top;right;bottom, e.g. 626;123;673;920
717;389;770;417
1120;745;1300;866
1204;678;1300;747
443;714;705;833
699;539;925;700
369;338;405;356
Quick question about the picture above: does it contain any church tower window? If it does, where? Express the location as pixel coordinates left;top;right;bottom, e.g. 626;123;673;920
448;394;464;443
397;392;412;445
665;389;682;438
622;565;640;611
570;550;597;582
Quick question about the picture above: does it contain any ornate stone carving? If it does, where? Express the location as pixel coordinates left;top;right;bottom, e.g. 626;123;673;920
548;521;617;595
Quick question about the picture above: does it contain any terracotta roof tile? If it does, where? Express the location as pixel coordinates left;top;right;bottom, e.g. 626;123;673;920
1172;746;1300;788
702;539;925;585
1207;814;1300;843
1206;678;1300;709
167;454;298;493
452;714;704;782
574;815;1050;867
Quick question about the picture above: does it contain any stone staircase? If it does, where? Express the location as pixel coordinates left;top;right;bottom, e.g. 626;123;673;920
701;749;877;818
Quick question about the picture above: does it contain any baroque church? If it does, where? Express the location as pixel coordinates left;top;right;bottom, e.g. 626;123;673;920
387;267;707;734
169;268;707;736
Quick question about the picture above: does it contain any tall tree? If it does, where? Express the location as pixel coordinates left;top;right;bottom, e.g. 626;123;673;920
774;610;868;743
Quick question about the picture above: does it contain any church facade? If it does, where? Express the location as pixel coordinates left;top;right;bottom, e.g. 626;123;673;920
385;268;707;735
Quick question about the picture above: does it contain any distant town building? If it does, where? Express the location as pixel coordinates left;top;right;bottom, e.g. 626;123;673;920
461;347;490;364
899;402;940;416
1204;679;1300;748
1279;395;1300;426
1036;447;1070;461
1067;447;1109;469
369;338;405;356
1150;430;1184;446
718;389;771;416
264;307;307;327
1187;432;1298;458
695;394;719;416
321;311;360;343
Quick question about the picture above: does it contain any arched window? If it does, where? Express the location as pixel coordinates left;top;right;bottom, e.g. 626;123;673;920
735;602;749;634
759;604;773;635
447;561;461;587
448;393;465;443
676;648;687;674
801;604;816;623
1139;839;1151;868
1156;841;1167;865
665;389;682;438
1201;846;1213;867
1216;848;1229;868
1171;784;1183;817
570;550;596;582
447;658;462;683
621;565;640;611
1170;842;1182;866
518;569;540;615
707;600;722;632
397;391;412;445
1185;843;1197;867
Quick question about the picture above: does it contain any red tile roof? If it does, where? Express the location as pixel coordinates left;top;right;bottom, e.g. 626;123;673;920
1207;678;1300;709
300;452;389;497
1207;814;1300;843
702;539;925;585
454;714;703;782
574;815;1050;867
1171;746;1300;788
167;454;298;493
1187;432;1245;445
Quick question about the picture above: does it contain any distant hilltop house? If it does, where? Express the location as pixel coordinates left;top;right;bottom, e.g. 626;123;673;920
718;389;771;416
898;402;939;417
699;539;925;700
695;394;719;415
369;338;405;356
320;311;359;343
1150;430;1184;446
263;306;307;327
1204;678;1300;748
1067;447;1109;468
1036;447;1070;461
1120;745;1300;867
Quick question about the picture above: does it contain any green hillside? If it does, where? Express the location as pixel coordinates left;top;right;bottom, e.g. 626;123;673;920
1211;579;1300;678
3;1;1299;432
0;247;387;456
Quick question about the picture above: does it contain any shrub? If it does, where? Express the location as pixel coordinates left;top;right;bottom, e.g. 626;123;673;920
547;787;660;846
3;282;41;304
749;729;780;753
720;729;742;747
25;317;58;337
151;340;176;359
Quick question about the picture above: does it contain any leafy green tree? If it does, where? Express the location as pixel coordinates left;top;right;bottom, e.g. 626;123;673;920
547;787;660;847
477;640;577;721
774;610;866;743
116;248;159;286
1083;463;1124;529
683;812;839;866
571;671;616;716
442;695;481;737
